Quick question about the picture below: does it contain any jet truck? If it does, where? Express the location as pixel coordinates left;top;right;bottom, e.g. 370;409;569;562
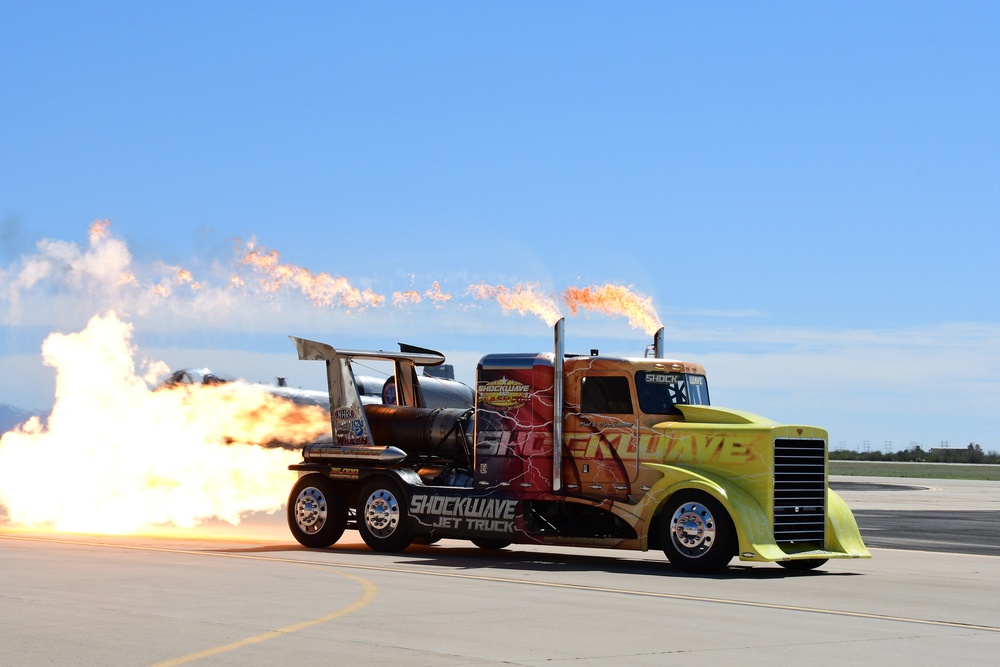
285;320;870;573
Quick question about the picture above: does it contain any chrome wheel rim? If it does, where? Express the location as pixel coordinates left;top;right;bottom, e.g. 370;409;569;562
293;487;328;535
363;489;400;538
670;501;717;558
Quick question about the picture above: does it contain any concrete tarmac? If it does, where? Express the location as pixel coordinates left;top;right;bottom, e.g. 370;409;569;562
831;476;1000;556
1;476;998;666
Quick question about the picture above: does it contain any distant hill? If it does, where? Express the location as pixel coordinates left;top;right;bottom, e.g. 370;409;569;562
0;404;40;434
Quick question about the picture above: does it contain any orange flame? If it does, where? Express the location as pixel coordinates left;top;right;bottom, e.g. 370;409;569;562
563;284;662;335
468;282;562;326
425;280;452;305
241;240;385;310
175;269;201;291
392;290;422;306
390;281;452;308
89;219;110;242
0;312;330;534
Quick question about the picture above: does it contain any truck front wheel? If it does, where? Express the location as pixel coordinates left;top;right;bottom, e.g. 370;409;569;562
357;478;413;552
778;558;828;572
287;474;347;548
660;491;735;573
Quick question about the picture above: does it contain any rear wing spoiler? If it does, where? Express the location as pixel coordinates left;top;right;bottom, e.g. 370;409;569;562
289;336;446;447
290;337;446;367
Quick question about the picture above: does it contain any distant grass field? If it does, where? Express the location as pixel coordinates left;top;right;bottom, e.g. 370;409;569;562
830;460;1000;481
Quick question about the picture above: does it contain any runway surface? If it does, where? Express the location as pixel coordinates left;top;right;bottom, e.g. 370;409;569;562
2;476;998;666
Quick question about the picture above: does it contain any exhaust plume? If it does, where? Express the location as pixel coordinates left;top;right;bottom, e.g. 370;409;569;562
391;280;453;307
468;282;563;326
1;222;674;536
0;312;330;534
563;284;662;335
241;238;385;310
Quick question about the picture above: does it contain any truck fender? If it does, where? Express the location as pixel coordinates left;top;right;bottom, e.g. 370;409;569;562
641;463;777;560
826;488;871;558
357;467;423;491
349;468;423;506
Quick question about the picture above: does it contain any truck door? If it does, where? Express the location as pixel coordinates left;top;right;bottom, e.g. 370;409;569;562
562;373;637;502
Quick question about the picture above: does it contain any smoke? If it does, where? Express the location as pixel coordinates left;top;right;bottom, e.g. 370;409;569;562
0;312;329;533
1;221;661;333
3;221;132;321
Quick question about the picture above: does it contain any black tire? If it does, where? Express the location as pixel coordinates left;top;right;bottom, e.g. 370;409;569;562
660;491;735;573
778;558;828;572
470;538;511;550
357;477;413;552
287;474;348;548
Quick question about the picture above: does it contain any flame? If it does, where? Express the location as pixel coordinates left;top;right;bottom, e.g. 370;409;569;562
391;281;452;307
563;284;662;335
175;269;201;291
241;239;385;310
468;282;562;326
425;280;451;305
7;221;665;334
89;219;110;242
392;290;421;306
0;221;679;536
0;312;330;534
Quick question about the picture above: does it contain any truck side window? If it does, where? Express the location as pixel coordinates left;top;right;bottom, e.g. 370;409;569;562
580;376;634;414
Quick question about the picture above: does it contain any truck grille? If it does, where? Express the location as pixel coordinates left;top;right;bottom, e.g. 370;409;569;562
773;438;826;547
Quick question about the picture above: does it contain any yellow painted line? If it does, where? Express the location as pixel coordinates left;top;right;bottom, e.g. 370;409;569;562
286;558;1000;635
5;533;1000;636
149;567;378;667
1;534;378;666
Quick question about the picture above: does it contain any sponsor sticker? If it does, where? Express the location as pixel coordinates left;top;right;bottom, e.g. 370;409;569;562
410;494;517;533
478;378;531;408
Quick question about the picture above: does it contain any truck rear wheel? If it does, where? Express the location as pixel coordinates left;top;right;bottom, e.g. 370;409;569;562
470;538;511;550
660;491;735;573
357;477;413;552
287;474;347;548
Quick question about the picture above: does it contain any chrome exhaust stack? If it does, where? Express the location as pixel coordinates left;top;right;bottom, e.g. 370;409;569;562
653;327;665;359
552;317;565;492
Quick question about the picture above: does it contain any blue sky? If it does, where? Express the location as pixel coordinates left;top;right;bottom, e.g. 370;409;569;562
2;2;998;451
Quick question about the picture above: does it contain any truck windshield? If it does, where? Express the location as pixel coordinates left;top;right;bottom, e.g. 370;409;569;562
635;371;710;414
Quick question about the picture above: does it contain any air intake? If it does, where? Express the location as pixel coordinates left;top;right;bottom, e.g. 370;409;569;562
773;438;827;547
